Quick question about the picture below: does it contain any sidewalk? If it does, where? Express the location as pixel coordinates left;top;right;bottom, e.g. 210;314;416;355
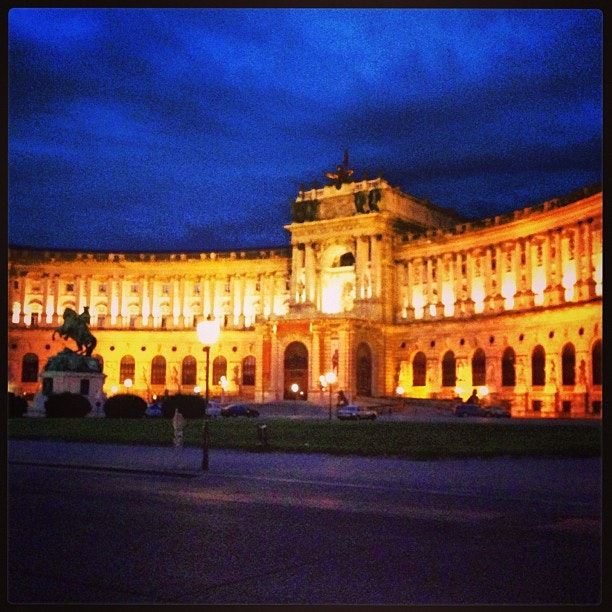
8;439;205;477
8;439;602;507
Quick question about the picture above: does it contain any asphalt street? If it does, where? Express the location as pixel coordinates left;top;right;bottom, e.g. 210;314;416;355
7;440;603;605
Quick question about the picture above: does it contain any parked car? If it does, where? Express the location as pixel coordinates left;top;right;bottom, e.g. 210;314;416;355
144;402;162;418
221;403;260;418
205;401;223;418
484;405;512;418
337;405;378;420
453;403;489;417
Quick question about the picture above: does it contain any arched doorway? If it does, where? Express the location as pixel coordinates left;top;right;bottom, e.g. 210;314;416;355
284;342;309;400
356;342;372;397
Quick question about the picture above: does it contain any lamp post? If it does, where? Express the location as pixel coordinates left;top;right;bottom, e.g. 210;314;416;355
197;316;221;408
124;378;132;394
197;316;221;471
324;371;337;420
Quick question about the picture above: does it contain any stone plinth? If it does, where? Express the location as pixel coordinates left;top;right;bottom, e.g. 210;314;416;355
29;349;107;417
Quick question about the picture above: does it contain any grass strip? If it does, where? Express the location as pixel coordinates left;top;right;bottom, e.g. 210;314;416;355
8;417;601;459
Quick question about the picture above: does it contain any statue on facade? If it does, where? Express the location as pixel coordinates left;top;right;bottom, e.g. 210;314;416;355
52;306;97;356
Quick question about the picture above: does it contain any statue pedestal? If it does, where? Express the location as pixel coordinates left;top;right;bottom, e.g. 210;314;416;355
29;349;107;417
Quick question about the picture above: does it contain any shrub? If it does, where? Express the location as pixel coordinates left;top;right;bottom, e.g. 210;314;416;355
9;392;28;418
104;394;147;419
161;394;206;419
45;392;92;418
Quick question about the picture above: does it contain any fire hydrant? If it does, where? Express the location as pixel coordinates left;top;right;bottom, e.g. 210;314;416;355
172;408;185;448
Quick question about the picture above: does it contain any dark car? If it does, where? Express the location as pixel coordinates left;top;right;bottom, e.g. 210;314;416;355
220;403;260;418
484;405;512;418
337;405;378;420
453;403;489;417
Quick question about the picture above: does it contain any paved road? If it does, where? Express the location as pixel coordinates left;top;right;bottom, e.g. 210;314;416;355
8;441;602;605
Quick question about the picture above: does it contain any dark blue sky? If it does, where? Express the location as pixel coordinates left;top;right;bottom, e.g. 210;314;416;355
8;8;602;252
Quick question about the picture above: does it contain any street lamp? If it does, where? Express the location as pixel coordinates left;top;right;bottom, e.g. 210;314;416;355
124;378;132;394
197;316;221;472
324;371;337;420
291;383;299;400
197;316;221;408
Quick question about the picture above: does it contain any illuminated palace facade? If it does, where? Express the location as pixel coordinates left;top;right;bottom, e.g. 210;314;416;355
7;173;602;417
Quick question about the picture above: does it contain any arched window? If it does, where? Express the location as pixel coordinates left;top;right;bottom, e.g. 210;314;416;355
119;355;135;384
339;252;355;267
442;351;456;387
501;347;516;387
284;342;309;399
532;345;546;386
412;352;426;387
21;353;39;383
212;356;227;385
561;343;575;386
471;349;486;386
151;355;166;385
182;355;197;386
592;340;602;385
242;355;256;386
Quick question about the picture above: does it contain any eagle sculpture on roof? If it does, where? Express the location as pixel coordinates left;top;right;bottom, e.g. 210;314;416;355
325;149;354;189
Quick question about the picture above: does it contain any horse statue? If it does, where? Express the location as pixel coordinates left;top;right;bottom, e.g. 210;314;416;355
52;306;97;357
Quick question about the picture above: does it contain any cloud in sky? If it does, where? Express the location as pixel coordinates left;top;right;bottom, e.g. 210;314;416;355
8;8;602;252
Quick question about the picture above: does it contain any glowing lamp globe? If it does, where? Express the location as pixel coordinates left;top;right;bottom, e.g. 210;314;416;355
197;318;221;346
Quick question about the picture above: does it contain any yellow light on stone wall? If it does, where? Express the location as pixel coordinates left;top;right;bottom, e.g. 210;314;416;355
412;287;424;319
562;261;576;301
12;302;20;324
502;275;516;310
442;283;454;317
532;267;546;305
472;278;485;313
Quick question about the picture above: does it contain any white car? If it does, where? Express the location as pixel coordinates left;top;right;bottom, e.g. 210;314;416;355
205;401;222;418
336;405;377;420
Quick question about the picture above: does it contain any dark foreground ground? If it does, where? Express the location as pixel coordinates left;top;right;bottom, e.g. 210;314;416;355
8;440;603;605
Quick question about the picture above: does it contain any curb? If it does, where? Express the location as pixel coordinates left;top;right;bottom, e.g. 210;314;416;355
9;460;200;479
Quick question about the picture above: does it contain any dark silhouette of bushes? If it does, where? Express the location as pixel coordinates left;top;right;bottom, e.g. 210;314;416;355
45;392;92;418
161;394;206;419
9;392;28;418
104;394;147;419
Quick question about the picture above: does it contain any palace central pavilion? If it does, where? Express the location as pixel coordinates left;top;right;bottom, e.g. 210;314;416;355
8;160;602;418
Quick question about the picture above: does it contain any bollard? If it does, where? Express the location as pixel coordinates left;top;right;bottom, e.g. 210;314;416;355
202;421;210;471
172;408;185;448
257;424;268;449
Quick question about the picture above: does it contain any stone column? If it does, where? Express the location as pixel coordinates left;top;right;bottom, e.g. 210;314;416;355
576;220;597;300
268;272;277;317
404;259;415;320
305;243;316;303
270;324;281;400
542;354;559;417
371;236;381;299
310;327;321;393
290;245;301;303
238;274;246;328
518;237;535;308
423;257;434;319
52;274;61;326
544;229;565;306
435;256;445;316
464;250;476;314
41;274;50;325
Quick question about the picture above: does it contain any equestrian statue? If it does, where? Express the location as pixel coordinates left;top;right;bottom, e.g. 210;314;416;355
52;306;97;357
